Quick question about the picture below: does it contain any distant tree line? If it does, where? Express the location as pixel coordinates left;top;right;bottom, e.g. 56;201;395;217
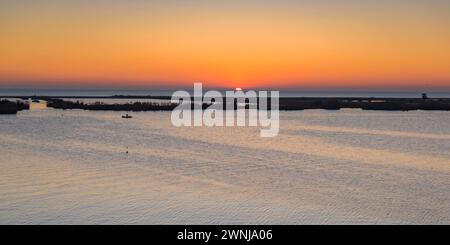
47;99;180;111
41;97;450;112
0;100;29;114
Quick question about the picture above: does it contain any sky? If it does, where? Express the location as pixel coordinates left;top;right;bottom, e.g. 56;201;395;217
0;0;449;90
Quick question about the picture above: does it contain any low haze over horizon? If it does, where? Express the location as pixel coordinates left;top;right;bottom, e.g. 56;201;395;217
1;0;449;90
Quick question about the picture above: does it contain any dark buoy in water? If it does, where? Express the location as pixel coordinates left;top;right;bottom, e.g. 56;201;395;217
422;93;428;100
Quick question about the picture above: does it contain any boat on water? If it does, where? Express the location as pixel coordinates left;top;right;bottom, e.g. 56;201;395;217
122;114;133;119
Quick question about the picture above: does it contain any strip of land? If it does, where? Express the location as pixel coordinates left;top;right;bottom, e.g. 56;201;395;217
0;100;29;114
1;95;450;112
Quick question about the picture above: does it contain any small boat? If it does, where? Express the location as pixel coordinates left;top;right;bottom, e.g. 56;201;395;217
122;114;133;119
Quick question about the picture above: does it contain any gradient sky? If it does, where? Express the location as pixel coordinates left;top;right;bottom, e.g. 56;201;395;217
1;0;449;89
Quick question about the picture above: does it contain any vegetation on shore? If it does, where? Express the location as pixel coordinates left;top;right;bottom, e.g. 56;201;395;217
44;97;450;111
278;97;450;111
0;100;29;114
47;99;179;111
2;95;449;113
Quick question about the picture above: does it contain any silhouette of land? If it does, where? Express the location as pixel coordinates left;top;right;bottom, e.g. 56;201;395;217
0;100;30;114
41;96;450;111
276;97;450;111
47;99;179;111
1;95;450;112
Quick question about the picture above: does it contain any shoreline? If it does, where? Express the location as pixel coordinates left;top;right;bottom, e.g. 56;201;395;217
2;96;450;112
0;100;30;114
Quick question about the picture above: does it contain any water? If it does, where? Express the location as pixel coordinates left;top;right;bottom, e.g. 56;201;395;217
0;106;449;224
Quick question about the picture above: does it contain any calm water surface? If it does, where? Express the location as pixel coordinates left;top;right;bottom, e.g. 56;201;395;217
0;105;449;224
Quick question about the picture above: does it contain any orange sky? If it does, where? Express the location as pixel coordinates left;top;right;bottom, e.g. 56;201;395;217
0;1;449;89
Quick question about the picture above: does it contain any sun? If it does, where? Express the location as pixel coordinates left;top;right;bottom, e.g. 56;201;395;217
235;87;243;91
